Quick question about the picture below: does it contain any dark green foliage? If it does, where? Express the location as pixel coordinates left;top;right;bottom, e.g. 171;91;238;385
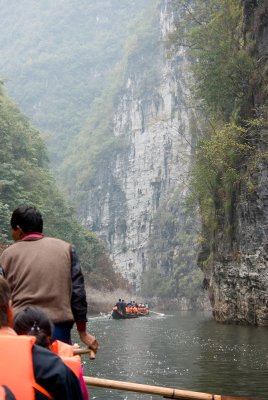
191;120;253;250
169;0;266;268
169;0;254;119
0;84;124;289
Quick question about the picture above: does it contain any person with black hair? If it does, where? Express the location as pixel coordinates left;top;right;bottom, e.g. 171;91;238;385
14;306;89;400
0;276;84;400
0;204;98;355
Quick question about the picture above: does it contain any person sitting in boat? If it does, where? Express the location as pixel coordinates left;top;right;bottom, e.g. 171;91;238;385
121;299;127;315
115;299;122;308
137;305;143;314
0;276;84;400
114;299;127;315
13;306;89;400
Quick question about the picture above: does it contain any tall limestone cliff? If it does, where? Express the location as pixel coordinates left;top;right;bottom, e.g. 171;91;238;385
83;0;202;297
199;0;268;325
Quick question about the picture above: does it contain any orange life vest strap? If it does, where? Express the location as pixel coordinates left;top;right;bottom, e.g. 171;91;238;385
32;381;53;399
60;355;81;377
50;340;81;377
50;339;74;357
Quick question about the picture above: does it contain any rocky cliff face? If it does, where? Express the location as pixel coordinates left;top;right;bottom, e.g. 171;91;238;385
203;0;268;325
84;0;199;292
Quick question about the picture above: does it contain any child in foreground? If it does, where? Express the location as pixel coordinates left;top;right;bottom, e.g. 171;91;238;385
13;306;89;400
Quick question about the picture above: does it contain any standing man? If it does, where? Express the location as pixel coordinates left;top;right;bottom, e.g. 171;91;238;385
0;204;98;354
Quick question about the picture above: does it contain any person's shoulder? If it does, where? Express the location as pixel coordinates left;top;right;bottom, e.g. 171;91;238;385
32;344;71;375
32;345;84;400
43;236;71;247
0;244;10;256
0;242;20;258
32;343;59;359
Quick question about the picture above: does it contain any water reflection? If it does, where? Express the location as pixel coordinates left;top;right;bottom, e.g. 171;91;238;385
194;319;268;399
73;312;268;400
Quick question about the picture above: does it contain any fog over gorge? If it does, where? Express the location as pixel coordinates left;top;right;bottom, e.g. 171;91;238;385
0;0;267;325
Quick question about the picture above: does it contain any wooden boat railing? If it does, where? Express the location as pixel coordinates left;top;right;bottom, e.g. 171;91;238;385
83;376;254;400
75;349;254;400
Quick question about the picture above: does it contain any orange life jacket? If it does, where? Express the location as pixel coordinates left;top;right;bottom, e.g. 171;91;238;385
0;335;52;400
0;386;5;400
49;340;81;378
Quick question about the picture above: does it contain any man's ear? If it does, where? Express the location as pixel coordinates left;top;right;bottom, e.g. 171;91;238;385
16;225;24;234
11;225;24;241
7;301;13;327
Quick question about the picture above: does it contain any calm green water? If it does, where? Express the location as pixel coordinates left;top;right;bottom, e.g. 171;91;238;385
75;311;268;400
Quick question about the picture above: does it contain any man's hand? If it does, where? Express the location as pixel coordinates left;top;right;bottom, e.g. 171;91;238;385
78;331;99;352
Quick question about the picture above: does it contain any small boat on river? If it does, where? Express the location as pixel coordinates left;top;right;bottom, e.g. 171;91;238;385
112;301;149;319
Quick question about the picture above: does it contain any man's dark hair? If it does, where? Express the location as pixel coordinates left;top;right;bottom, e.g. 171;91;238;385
0;277;11;327
10;205;43;233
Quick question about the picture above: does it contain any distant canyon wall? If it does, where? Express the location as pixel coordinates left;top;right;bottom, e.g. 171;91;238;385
84;0;199;291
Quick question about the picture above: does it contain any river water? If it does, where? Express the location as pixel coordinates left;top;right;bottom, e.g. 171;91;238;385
77;311;268;400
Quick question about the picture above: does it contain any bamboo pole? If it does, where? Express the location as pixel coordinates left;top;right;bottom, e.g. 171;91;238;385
83;376;254;400
73;348;95;359
74;348;91;355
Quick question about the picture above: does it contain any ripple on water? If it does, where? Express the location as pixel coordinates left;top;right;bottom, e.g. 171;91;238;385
74;311;268;400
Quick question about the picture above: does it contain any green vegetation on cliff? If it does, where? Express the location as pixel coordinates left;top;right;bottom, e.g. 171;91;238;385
0;83;128;290
142;196;203;303
169;0;268;268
